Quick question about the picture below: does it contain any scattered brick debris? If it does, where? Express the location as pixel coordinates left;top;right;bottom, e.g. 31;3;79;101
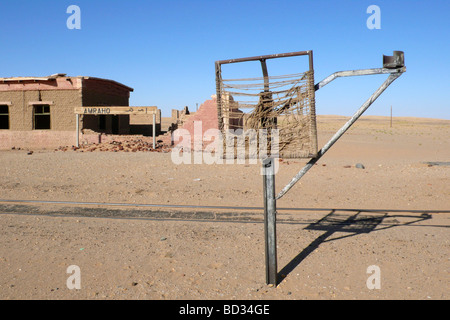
55;139;172;153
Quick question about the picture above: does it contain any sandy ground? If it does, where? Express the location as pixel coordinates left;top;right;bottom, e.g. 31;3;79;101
0;115;449;300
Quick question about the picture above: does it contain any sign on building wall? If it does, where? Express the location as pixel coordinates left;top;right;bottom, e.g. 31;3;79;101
74;106;158;115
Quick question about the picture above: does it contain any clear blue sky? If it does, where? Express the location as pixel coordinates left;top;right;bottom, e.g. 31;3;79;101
1;0;448;119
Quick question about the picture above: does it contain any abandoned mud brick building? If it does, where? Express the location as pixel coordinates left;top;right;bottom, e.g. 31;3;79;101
0;74;161;149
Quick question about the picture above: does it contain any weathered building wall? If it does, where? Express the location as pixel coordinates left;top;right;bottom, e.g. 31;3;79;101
0;131;77;150
162;97;219;148
81;78;132;135
129;109;162;136
81;78;130;106
0;75;134;149
0;78;82;149
0;77;82;131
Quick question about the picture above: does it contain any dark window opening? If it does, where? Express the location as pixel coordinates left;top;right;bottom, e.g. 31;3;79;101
0;105;9;129
99;115;106;130
34;105;51;130
112;115;119;134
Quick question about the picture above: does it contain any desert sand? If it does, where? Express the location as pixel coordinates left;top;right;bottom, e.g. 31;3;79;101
0;115;448;300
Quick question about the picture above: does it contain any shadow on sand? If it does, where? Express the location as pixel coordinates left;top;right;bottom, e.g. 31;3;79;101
276;208;448;285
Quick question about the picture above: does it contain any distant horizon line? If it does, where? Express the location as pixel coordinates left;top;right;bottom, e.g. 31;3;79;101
158;112;449;122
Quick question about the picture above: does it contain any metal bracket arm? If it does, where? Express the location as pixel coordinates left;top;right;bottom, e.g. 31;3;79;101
276;70;405;200
315;66;406;91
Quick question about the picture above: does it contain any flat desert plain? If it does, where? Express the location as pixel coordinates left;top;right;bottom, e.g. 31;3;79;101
0;115;448;300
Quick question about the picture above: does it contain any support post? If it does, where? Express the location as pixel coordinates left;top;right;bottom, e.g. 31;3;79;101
260;59;269;92
153;113;156;149
263;157;277;285
215;62;224;132
76;113;80;148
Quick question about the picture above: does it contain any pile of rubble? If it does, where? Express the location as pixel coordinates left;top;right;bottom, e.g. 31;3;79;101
55;139;172;153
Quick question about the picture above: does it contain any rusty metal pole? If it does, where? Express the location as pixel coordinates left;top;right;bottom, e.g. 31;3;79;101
263;157;277;285
215;62;224;133
259;60;277;285
260;59;269;92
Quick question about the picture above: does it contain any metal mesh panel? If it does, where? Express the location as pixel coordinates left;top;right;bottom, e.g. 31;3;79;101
217;70;318;158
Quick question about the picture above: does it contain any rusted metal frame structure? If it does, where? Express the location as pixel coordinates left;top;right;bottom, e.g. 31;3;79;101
215;51;315;285
215;50;315;132
270;51;406;285
215;50;405;286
